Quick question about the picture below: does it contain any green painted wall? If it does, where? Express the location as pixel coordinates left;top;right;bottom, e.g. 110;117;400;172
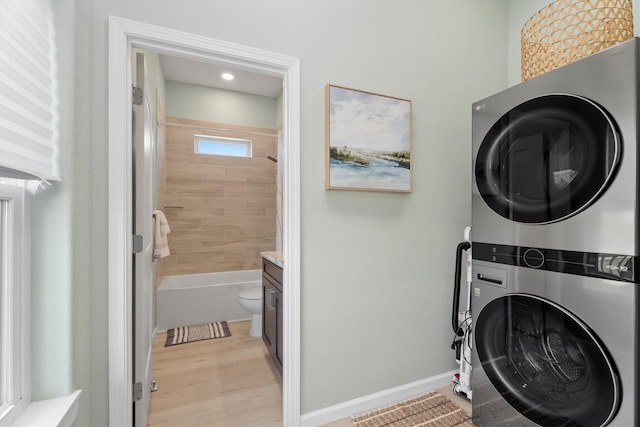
165;81;279;129
45;1;510;425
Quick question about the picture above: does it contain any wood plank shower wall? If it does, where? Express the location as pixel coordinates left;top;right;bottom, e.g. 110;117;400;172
160;116;277;275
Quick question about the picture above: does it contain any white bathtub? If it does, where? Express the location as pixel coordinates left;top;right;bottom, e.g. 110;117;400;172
157;269;262;331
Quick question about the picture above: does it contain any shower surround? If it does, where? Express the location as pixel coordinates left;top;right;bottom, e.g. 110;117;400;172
160;116;278;276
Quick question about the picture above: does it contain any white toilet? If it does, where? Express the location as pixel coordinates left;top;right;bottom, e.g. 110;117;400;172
238;287;263;337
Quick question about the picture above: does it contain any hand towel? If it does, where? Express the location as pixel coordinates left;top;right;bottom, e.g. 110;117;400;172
153;210;171;258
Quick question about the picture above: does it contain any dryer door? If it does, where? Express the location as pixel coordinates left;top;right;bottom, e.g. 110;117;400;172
475;294;620;427
475;94;619;224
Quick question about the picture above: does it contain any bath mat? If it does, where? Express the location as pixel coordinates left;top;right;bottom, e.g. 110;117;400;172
164;321;231;347
351;390;474;427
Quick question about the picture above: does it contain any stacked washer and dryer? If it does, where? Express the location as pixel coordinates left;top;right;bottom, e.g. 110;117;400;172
470;38;639;426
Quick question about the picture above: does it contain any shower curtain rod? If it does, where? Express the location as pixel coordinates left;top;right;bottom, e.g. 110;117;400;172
158;121;278;138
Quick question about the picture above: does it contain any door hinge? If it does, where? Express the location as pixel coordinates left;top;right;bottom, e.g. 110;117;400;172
133;382;143;402
132;86;143;105
133;235;143;253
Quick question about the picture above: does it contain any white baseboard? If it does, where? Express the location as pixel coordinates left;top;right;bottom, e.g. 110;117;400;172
300;369;457;427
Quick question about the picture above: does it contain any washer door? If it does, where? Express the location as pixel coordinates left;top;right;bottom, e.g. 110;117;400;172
475;94;619;224
475;294;619;426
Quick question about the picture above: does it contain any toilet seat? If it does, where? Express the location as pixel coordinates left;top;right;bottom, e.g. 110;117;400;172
238;288;262;300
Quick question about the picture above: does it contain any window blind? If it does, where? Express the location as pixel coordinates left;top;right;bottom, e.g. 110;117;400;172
0;0;59;188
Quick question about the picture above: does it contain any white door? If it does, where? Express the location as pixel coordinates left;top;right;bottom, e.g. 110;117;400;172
132;51;154;427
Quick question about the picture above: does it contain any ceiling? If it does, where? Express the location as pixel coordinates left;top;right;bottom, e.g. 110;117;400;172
158;54;283;98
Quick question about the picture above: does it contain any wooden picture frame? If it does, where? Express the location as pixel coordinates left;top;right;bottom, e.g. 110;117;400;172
325;84;412;192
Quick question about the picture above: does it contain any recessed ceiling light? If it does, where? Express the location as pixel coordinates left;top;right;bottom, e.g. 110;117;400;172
222;72;234;81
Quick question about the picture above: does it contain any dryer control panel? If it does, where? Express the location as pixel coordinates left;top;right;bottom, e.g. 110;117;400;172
473;242;637;283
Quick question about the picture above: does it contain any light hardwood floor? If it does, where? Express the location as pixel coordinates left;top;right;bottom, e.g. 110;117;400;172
148;320;471;426
149;321;282;426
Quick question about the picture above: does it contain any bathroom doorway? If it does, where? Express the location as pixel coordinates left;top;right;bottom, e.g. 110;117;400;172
149;50;283;424
107;16;301;426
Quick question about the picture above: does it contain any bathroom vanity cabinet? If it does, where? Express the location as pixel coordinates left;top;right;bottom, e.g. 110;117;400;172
262;258;283;374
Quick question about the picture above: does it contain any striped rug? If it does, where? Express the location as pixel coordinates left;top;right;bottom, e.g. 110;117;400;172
351;390;473;427
164;321;231;347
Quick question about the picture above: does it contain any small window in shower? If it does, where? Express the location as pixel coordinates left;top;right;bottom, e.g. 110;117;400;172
194;134;253;158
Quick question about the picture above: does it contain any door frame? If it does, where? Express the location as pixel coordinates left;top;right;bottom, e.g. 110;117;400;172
107;16;301;426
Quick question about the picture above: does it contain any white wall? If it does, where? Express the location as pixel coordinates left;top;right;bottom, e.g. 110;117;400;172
29;0;75;401
48;1;509;425
165;81;279;128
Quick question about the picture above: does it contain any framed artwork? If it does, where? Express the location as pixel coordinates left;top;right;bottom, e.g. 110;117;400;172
325;84;413;192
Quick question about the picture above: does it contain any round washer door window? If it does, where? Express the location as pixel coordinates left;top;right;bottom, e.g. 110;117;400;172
475;94;619;224
475;294;620;426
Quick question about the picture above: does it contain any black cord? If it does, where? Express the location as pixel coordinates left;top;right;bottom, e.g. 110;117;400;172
460;310;473;364
463;325;473;365
451;310;473;365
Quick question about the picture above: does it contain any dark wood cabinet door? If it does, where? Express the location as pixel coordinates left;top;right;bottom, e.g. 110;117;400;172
262;258;283;374
262;278;276;351
274;288;283;370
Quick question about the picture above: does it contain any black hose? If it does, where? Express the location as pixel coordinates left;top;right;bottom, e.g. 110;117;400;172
453;241;471;335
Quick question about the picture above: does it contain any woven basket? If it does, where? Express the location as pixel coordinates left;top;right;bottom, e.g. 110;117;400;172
521;0;634;81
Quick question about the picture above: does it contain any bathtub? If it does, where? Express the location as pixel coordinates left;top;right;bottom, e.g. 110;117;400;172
157;269;262;331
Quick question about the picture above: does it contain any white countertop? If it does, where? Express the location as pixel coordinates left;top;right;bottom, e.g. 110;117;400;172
261;251;283;268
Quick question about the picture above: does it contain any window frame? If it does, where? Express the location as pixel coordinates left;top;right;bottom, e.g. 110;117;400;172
0;184;31;426
194;134;253;158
